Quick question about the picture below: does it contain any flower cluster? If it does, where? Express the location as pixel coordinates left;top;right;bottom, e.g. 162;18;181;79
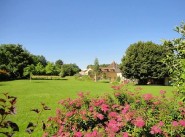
43;85;185;137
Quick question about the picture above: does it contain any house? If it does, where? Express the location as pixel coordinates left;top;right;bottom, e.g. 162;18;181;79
100;61;124;82
79;68;92;76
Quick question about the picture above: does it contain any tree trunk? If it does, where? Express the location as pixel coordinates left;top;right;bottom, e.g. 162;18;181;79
94;73;97;82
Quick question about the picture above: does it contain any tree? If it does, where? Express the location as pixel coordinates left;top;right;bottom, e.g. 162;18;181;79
120;41;168;84
93;58;100;82
60;64;80;77
31;55;47;67
162;22;185;97
45;62;55;75
23;64;35;81
55;59;63;68
0;44;34;79
35;62;45;75
55;59;63;74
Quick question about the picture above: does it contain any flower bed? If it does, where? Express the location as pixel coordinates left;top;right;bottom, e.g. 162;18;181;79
43;84;185;137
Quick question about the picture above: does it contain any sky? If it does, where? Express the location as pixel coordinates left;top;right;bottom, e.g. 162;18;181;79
0;0;185;69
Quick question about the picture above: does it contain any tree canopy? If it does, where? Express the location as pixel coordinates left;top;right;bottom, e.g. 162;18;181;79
0;44;34;79
120;41;168;84
60;64;81;77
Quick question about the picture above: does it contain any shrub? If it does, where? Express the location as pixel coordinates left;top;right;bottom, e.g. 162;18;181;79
0;70;10;81
0;93;19;136
43;83;185;137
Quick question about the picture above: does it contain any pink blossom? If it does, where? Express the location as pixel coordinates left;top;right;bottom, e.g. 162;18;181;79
96;113;104;120
172;121;179;127
123;132;129;137
158;121;164;126
74;131;83;137
94;99;105;106
106;120;120;133
66;111;74;117
143;93;153;101
114;92;121;97
122;104;130;114
133;117;145;128
101;104;109;113
89;106;94;112
77;92;84;98
179;120;185;127
109;112;118;118
150;125;162;134
160;90;166;95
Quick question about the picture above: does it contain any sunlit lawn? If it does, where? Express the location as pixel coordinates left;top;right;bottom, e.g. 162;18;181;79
0;77;174;137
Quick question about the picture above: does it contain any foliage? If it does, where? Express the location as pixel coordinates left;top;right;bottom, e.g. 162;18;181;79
0;70;10;81
0;93;19;137
87;64;109;69
93;58;100;82
60;64;81;77
23;64;35;78
26;103;51;136
74;74;92;81
0;44;34;79
55;59;63;74
31;55;47;67
31;75;62;80
55;59;63;68
120;41;168;84
162;22;185;98
35;63;45;75
43;83;185;137
45;62;56;75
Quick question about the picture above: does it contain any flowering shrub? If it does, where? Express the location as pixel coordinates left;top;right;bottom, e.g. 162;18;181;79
0;93;19;137
43;84;185;137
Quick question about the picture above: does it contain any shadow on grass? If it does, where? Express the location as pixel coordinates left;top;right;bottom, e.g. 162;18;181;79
135;84;173;87
31;79;68;82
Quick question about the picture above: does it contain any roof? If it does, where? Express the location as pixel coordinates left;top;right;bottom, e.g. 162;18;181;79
101;61;121;73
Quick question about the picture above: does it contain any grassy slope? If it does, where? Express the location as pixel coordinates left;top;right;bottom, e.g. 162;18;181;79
0;78;174;136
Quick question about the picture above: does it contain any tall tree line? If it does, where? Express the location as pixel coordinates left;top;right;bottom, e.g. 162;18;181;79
0;44;80;80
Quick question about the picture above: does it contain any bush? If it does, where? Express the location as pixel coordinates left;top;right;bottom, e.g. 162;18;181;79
43;84;185;137
0;70;10;81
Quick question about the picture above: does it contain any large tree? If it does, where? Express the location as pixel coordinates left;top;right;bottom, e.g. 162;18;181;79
60;64;80;77
120;41;168;84
0;44;34;79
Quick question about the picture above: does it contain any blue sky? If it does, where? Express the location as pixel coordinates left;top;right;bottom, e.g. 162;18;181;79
0;0;185;69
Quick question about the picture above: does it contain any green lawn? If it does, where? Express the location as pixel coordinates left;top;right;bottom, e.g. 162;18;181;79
0;77;175;137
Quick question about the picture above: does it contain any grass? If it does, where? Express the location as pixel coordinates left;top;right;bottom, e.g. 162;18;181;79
0;77;175;137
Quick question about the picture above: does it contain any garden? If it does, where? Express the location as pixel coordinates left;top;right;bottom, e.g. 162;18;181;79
0;23;185;137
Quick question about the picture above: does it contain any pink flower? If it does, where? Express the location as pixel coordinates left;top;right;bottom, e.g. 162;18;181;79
150;125;162;134
172;121;179;127
179;120;185;127
123;132;129;137
122;104;130;114
106;120;120;133
89;106;94;112
101;104;109;113
160;90;166;95
133;117;145;128
96;113;104;120
66;111;73;117
77;92;84;98
74;131;83;137
158;121;164;126
143;93;153;101
109;112;118;118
